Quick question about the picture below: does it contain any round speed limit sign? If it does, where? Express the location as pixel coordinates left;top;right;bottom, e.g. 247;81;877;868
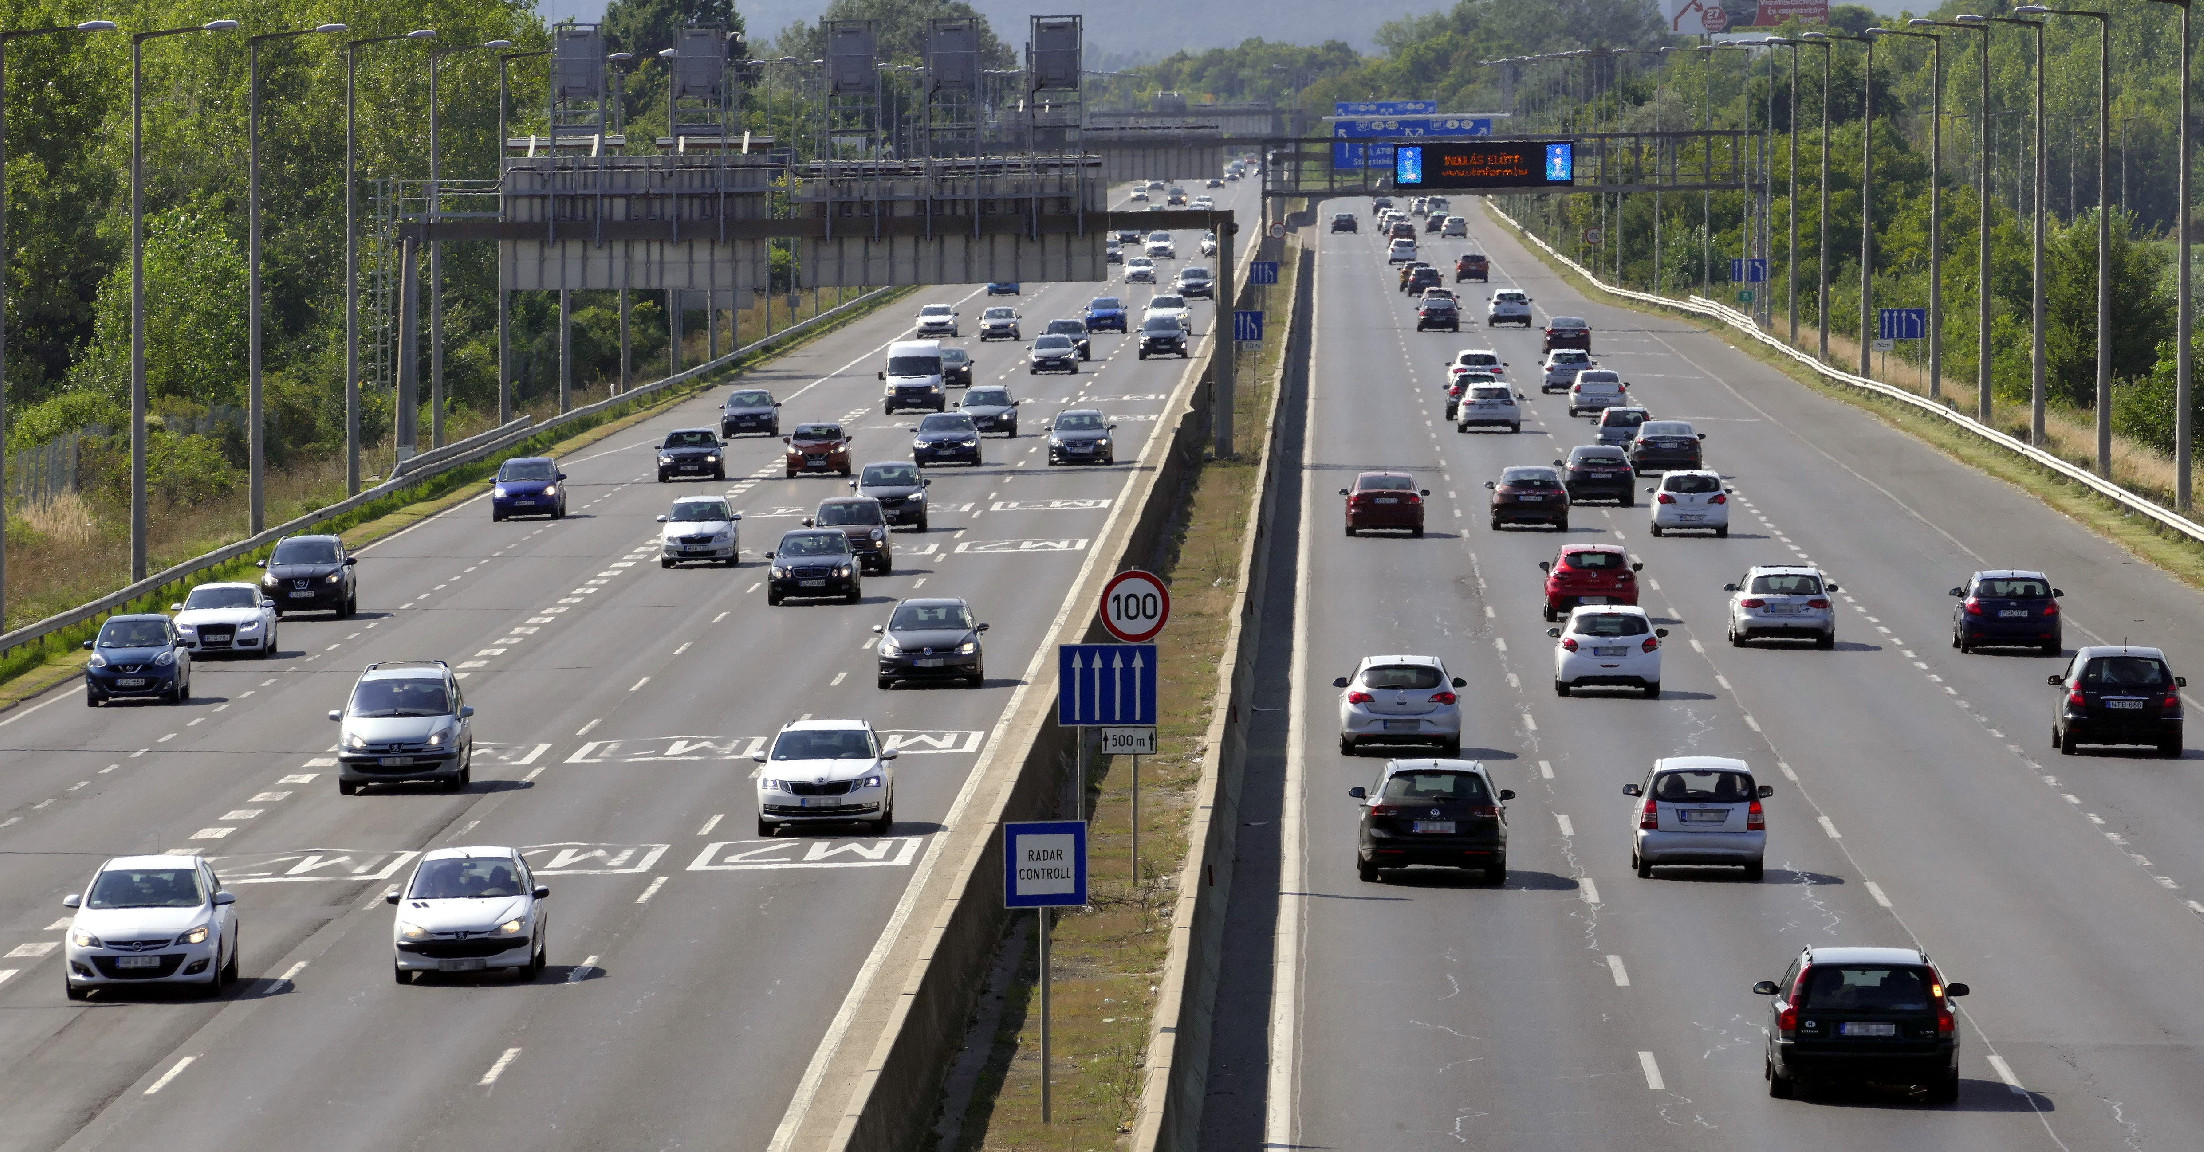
1100;569;1170;643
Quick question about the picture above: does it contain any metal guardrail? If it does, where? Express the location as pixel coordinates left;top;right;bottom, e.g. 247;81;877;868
1488;203;2204;546
0;285;900;665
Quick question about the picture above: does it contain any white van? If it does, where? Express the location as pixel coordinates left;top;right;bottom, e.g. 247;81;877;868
879;339;946;415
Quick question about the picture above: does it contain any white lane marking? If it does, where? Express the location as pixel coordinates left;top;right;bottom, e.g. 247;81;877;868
191;827;234;840
1493;636;1507;653
568;954;600;983
1743;715;1761;732
576;718;602;737
6;942;56;958
45;918;70;930
635;875;669;903
280;961;308;982
479;1047;522;1086
1521;713;1538;732
1866;881;1893;907
1607;955;1630;987
249;792;291;803
1554;814;1574;838
144;1056;197;1094
1817;816;1842;839
0;969;17;987
712;611;730;623
522;764;549;783
1579;877;1601;906
1638;1051;1665;1090
1714;674;1732;691
630;678;651;692
830;672;847;686
1539;760;1554;779
220;809;262;821
1986;1053;2024;1091
697;814;724;837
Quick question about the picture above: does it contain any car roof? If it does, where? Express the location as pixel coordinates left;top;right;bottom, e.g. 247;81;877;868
792;423;843;434
278;532;341;543
816;496;877;507
1661;468;1722;479
1356;653;1445;669
1562;543;1627;556
104;613;171;624
1355;470;1414;481
420;845;524;862
1055;408;1105;419
502;455;555;465
1569;444;1626;456
1569;604;1649;619
360;661;449;681
666;426;717;436
2075;645;2170;661
1550;316;1589;326
1653;754;1750;774
1747;564;1822;575
101;854;204;871
1382;758;1490;777
777;717;874;732
1800;945;1930;967
188;581;261;592
896;596;970;610
1971;569;2050;581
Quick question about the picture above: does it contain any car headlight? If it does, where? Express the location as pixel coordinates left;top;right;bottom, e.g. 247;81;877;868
760;778;793;792
706;453;720;462
771;566;789;578
1098;437;1113;447
71;930;100;948
879;636;903;655
154;650;176;666
960;439;978;447
237;619;262;631
176;624;196;634
958;640;978;655
86;653;107;668
426;729;447;748
176;925;210;946
541;485;558;498
261;574;279;587
493;486;508;498
836;565;852;576
658;454;673;463
397;922;428;940
909;490;925;502
345;730;368;749
1050;436;1064;446
497;918;525;935
324;571;343;584
858;775;884;789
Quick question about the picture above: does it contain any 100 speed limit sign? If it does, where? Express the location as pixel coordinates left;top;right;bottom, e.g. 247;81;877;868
1100;569;1170;643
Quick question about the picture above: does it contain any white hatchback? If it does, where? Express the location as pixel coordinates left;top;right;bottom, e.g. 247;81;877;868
1335;654;1466;757
1455;383;1524;433
171;581;279;658
1447;347;1506;383
388;847;549;982
1567;369;1628;416
658;495;742;566
1388;238;1419;264
63;855;240;999
1550;605;1666;697
752;719;899;836
1648;470;1729;537
1440;215;1468;237
1487;288;1534;326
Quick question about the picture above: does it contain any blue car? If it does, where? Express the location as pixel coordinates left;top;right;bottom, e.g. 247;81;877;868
1084;295;1128;333
986;282;1021;296
492;457;566;521
912;412;984;467
84;614;191;706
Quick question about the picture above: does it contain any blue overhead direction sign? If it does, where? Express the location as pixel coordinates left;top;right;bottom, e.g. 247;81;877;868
1057;643;1159;727
1234;310;1265;343
1729;257;1768;284
1004;820;1088;908
1879;307;1928;341
1335;100;1437;116
1331;116;1494;139
1332;140;1366;169
1249;261;1280;286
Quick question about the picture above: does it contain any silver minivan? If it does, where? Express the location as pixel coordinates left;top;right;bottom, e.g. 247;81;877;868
1625;756;1771;879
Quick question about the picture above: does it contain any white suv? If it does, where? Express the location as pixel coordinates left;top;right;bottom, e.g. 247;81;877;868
1145;231;1177;259
387;846;549;983
1335;655;1466;757
1725;565;1839;648
752;719;899;836
63;855;240;999
1487;288;1534;327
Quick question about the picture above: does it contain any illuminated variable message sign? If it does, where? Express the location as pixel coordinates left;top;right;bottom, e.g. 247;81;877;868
1392;142;1576;190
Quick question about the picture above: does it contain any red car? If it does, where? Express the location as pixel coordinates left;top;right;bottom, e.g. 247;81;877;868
783;423;852;478
1540;544;1642;621
1342;471;1428;537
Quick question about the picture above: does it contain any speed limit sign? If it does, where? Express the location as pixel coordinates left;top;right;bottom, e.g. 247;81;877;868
1100;569;1170;643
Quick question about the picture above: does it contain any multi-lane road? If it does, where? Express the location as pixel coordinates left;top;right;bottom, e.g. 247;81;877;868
1202;196;2204;1151
0;181;1247;1150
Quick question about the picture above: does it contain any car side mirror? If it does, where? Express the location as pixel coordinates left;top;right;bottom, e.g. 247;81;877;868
656;515;669;522
262;600;276;609
344;556;357;565
1348;786;1368;799
385;889;403;905
1331;676;1350;688
1538;561;1551;572
1623;783;1642;796
1419;489;1430;497
1945;982;1970;997
2179;677;2190;687
2048;674;2065;686
763;551;775;560
881;748;900;760
213;891;236;906
1752;980;1782;996
1631;562;1644;571
1498;789;1515;801
924;478;934;485
1109;423;1118;430
1518;393;1528;401
1757;784;1775;798
1825;583;1839;591
1723;583;1739;592
876;371;885;380
1947;587;1964;597
1547;628;1561;638
750;751;768;763
327;709;342;722
977;623;991;632
1484;481;1496;489
460;706;475;719
558;472;567;480
169;602;182;612
255;559;267;568
1338;488;1349;496
533;886;551;900
871;624;883;633
1697;433;1707;440
781;437;791;444
1656;628;1670;638
802;518;815;527
62;894;80;909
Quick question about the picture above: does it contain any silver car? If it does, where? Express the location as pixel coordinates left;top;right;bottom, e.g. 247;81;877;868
331;660;476;794
1626;756;1771;879
1540;348;1593;391
1335;654;1466;757
62;855;240;999
1725;565;1839;648
658;495;741;567
1455;383;1524;433
387;846;548;982
170;581;279;658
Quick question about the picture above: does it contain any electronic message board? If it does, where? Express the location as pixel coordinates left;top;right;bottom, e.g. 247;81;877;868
1392;141;1576;190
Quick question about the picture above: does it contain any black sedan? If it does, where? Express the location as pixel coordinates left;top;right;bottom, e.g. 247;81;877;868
1047;409;1115;466
1331;213;1358;233
2051;646;2185;756
1558;445;1636;506
1029;334;1081;374
720;388;780;437
853;461;931;530
1349;760;1511;883
83;614;192;706
1950;569;2062;654
874;597;989;688
1043;318;1093;360
911;412;984;467
940;346;972;387
657;428;726;482
259;533;357;617
959;386;1020;436
765;529;862;605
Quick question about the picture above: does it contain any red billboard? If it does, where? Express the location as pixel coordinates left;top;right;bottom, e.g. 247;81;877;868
1742;0;1828;26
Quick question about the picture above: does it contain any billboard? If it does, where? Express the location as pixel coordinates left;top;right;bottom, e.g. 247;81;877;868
1662;0;1730;34
1738;0;1829;24
1392;142;1575;190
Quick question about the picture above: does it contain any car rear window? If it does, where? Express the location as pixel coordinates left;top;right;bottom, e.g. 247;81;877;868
1573;613;1650;637
1575;372;1620;385
1641;422;1694;436
1569;447;1626;464
1653;769;1753;801
1550;317;1588;329
1378;771;1491;803
2079;656;2171;687
1749;573;1823;595
1795;966;1933;1012
1976;577;2051;598
1664;474;1721;494
1599;409;1647;427
1361;664;1443;690
1357;474;1415;490
1470;386;1511;400
1550;350;1589;363
1501;467;1560;487
1459;352;1500;366
1563;550;1625;570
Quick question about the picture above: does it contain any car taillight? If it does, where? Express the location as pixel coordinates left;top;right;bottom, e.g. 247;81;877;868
1639;799;1658;830
2068;688;2087;707
1405;493;1422;504
2042;600;2059;616
1739;598;1766;608
1807;598;1829;609
1618;570;1634;581
1710;493;1726;504
1347;690;1375;704
1369;803;1404;816
1936;1005;1956;1033
1429;690;1458;705
1746;799;1765;830
1656;492;1676;504
1466;805;1502;817
1778;1002;1799;1032
2165;692;2182;710
1641;636;1660;653
1964;598;1983;616
1560;637;1579;652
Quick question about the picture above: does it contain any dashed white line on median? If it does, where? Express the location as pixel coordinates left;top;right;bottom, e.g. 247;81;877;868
1606;955;1630;986
1637;1051;1665;1090
1865;881;1893;907
1539;760;1554;779
1817;816;1842;839
144;1056;196;1094
1554;814;1574;838
636;876;669;904
697;814;724;837
1579;877;1601;906
479;1047;522;1086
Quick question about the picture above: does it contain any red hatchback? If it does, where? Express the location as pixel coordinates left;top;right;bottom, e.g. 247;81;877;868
1540;544;1642;621
1342;472;1429;537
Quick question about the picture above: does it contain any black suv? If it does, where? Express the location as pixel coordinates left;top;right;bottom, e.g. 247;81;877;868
2050;645;2185;756
1754;946;1968;1103
1137;316;1189;359
260;534;357;617
1557;445;1635;506
853;461;931;529
1949;569;2062;654
1402;266;1442;295
1348;760;1512;883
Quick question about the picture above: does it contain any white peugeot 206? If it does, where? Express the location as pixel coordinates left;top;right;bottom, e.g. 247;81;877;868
387;846;549;983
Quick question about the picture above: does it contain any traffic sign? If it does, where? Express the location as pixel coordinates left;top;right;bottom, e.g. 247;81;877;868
1332;116;1494;139
1004;820;1087;908
1582;228;1605;245
1234;310;1265;343
1100;568;1170;643
1736;289;1755;303
1249;260;1280;286
1335;100;1437;117
1057;643;1159;726
1871;338;1896;352
1729;257;1768;283
1878;307;1928;341
1101;726;1158;755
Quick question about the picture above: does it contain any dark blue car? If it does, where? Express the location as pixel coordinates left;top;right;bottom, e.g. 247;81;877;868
1951;569;2063;654
912;412;983;467
1084;296;1128;333
492;457;566;521
986;282;1020;296
84;614;191;706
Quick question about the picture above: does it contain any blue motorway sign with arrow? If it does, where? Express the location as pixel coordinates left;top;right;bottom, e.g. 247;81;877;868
1335;100;1437;116
1878;307;1928;341
1234;310;1265;343
1057;643;1158;727
1729;257;1768;284
1331;116;1494;139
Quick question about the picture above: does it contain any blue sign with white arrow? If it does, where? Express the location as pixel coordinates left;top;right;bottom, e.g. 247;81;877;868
1249;261;1280;286
1057;643;1158;727
1336;100;1437;116
1234;310;1265;343
1331;116;1494;139
1878;307;1928;341
1729;257;1768;284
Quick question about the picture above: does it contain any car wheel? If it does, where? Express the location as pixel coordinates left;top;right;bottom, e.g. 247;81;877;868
528;938;547;980
1556;517;1568;531
1714;526;1728;538
1489;518;1501;531
870;809;893;837
877;675;895;690
1620;494;1634;508
658;472;669;483
785;469;796;479
1510;423;1520;434
1338;734;1356;756
85;688;101;708
1643;682;1660;699
492;510;504;522
64;977;88;1001
338;779;359;796
846;581;862;604
1554;679;1570;697
221;934;240;984
1816;632;1836;650
1728;627;1746;647
1649;524;1664;537
661;557;675;569
1356;854;1379;883
2056;724;2076;754
1955;631;1968;652
394;963;412;985
1928;1068;1960;1105
757;817;776;837
2043;638;2062;655
1767;1057;1794;1099
1486;857;1507;885
1411;525;1423;538
1635;853;1653;879
917;516;930;532
766;588;782;606
2161;735;2184;758
1744;860;1764;882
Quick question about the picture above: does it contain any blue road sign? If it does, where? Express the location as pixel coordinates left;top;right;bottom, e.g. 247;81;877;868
1332;116;1494;139
1879;307;1928;341
1336;100;1437;116
1332;140;1365;169
1234;310;1265;343
1249;261;1280;286
1729;257;1768;284
1004;820;1088;908
1058;643;1159;726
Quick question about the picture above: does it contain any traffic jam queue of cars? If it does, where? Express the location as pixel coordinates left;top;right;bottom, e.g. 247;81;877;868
1335;193;2172;1104
58;177;1226;1000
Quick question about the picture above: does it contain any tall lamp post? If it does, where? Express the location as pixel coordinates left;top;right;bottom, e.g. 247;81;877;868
497;48;551;427
248;23;346;535
132;19;240;581
344;28;436;496
2139;0;2192;505
0;18;114;629
1803;30;1872;376
1992;11;2049;445
1797;33;1836;362
2023;7;2111;473
1947;15;1995;424
427;38;511;451
1873;25;1942;399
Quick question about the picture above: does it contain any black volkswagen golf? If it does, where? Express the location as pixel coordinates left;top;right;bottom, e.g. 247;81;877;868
259;534;357;617
1348;760;1512;883
1755;946;1968;1103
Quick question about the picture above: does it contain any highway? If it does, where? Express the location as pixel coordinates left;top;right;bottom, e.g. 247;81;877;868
0;179;1249;1150
1205;197;2204;1151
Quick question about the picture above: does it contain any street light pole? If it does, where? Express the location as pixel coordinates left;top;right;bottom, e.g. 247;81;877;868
498;49;551;428
428;39;512;451
2026;8;2112;472
1882;25;1943;399
133;20;239;581
1952;15;1995;424
2141;0;2192;504
1798;34;1835;361
1998;11;2050;445
345;29;437;495
1808;31;1872;376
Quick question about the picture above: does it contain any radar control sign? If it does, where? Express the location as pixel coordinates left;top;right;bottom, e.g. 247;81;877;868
1004;820;1088;908
1393;141;1576;190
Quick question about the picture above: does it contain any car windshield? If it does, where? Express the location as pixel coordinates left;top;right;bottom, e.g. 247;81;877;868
408;857;524;900
863;463;921;486
1149;231;1170;241
1641;422;1694;437
87;867;203;909
1055;412;1105;431
920;305;953;316
98;620;170;647
1496;292;1527;303
1551;351;1588;364
1357;474;1415;491
887;355;940;376
1361;664;1442;690
1151;296;1185;309
1181;268;1211;280
1600;409;1648;427
1378;771;1491;803
1563;550;1625;571
1749;573;1823;595
1552;317;1587;328
984;307;1016;320
1046;320;1084;335
1142;318;1181;334
2080;656;2171;687
1470;386;1511;400
1976;577;2051;598
349;677;452;718
1459;353;1498;366
1129;257;1153;267
771;727;877;759
668;501;730;522
920;414;976;433
1653;769;1754;802
272;538;340;565
1090;297;1122;310
184;586;259;610
1034;336;1073;350
1573;613;1650;637
727;390;773;408
498;459;557;482
891;602;974;630
1665;474;1722;494
1501;468;1559;487
941;348;968;365
1576;372;1621;386
778;532;849;557
1796;966;1933;1012
664;430;716;448
817;502;883;526
792;425;842;443
964;390;1011;408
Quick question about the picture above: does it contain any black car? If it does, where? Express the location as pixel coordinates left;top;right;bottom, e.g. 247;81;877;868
1047;409;1115;465
657;428;726;482
940;346;973;387
1415;296;1459;332
807;497;894;575
1403;266;1442;295
83;614;191;706
1950;569;2062;653
1424;213;1447;233
765;529;862;605
1174;267;1215;298
1627;421;1705;474
875;597;989;688
959;386;1020;437
1029;334;1080;374
1043;318;1093;360
1371;196;1394;214
721;387;780;437
259;533;357;617
2050;645;2185;756
1137;316;1188;359
1331;212;1358;233
1558;446;1636;506
1486;466;1569;530
912;412;983;467
852;461;932;530
1348;760;1512;883
1755;946;1968;1103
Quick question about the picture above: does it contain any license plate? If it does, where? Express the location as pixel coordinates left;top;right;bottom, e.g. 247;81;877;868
1767;605;1799;615
799;579;827;588
683;548;712;555
1516;494;1544;502
1374;497;1399;504
380;756;413;767
116;954;162;969
1579;596;1607;605
1383;720;1421;732
1680;809;1729;823
439;958;487;973
116;678;147;688
916;658;946;668
1678;514;1704;522
2000;609;2029;618
2106;699;2146;710
1593;646;1628;657
288;590;314;599
1410;821;1457;834
1839;1021;1897;1037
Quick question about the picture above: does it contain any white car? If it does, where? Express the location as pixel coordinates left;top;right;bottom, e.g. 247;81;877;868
1129;188;1149;202
1455;383;1524;433
1125;256;1157;284
1193;197;1215;211
1143;293;1192;332
1447;348;1506;383
1145;231;1176;259
1440;215;1468;237
913;303;958;337
1487;288;1534;327
1568;370;1629;415
387;846;549;982
1550;605;1666;697
1725;565;1839;648
1387;238;1418;264
1198;229;1218;255
1540;348;1594;392
62;855;240;999
1648;470;1729;537
753;718;898;836
170;581;278;658
658;495;742;566
1335;654;1466;757
1625;757;1770;879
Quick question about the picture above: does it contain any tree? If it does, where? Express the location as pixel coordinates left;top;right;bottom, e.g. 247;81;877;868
771;0;1014;70
2044;208;2172;410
